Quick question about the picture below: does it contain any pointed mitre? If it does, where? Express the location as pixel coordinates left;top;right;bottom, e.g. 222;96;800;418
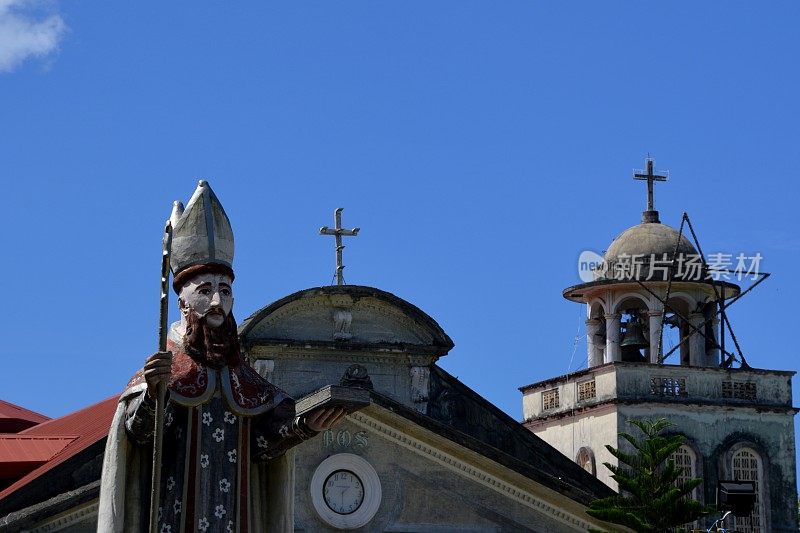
170;180;235;288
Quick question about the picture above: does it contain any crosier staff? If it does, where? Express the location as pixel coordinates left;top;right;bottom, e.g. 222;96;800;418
149;219;172;533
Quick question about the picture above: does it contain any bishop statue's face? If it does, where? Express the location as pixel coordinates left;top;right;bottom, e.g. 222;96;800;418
179;272;234;329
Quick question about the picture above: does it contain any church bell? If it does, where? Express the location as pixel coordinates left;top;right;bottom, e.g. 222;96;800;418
621;317;648;349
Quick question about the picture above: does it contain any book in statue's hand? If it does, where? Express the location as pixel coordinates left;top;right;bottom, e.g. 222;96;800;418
295;385;371;417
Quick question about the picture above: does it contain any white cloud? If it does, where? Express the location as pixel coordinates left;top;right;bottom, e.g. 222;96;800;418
0;0;66;73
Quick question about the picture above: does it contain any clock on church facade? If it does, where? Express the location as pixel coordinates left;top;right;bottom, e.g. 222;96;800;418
310;453;381;529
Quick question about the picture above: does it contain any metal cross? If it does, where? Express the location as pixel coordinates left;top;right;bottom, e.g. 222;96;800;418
319;208;360;285
634;157;668;212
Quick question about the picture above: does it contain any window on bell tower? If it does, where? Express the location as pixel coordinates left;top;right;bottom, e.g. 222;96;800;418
671;444;697;498
730;447;765;533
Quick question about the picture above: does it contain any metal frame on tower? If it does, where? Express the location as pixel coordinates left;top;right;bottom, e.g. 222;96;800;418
629;158;769;368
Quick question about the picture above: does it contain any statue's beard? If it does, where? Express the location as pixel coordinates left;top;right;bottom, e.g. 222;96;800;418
183;309;241;369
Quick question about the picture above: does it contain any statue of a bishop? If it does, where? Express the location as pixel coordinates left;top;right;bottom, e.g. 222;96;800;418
98;181;344;532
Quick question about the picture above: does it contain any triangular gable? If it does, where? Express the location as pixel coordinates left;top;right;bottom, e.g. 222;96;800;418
348;401;622;532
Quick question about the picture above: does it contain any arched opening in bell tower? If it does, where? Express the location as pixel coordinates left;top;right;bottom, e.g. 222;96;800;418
615;295;650;363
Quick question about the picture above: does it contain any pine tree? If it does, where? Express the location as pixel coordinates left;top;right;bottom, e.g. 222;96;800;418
587;418;711;533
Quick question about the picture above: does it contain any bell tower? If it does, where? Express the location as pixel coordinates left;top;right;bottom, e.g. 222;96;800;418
520;158;798;533
563;157;739;370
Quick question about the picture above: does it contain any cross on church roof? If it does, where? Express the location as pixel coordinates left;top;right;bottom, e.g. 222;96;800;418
633;157;668;223
319;208;360;285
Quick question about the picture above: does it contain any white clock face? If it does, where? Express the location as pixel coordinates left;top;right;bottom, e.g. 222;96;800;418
323;469;365;515
311;453;381;528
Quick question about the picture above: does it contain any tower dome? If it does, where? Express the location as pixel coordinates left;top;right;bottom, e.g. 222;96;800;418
605;222;697;262
599;220;699;282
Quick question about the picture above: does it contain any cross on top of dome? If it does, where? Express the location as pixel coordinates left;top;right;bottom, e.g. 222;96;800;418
634;157;668;223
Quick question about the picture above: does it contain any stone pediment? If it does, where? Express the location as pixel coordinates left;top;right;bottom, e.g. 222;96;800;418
239;285;454;355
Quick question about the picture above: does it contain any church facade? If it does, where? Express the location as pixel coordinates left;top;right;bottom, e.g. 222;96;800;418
521;160;798;533
238;284;617;531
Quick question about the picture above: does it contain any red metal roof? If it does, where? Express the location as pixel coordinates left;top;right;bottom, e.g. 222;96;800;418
0;394;119;501
0;400;50;434
0;435;76;463
0;400;49;424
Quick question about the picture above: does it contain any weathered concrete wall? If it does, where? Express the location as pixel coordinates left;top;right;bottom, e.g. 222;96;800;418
620;403;798;533
522;362;798;532
614;363;794;407
528;406;619;490
243;291;439;347
243;287;452;412
522;363;794;421
292;416;598;532
521;364;616;420
252;346;418;408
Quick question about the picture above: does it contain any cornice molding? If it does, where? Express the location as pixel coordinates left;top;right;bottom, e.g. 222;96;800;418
29;500;98;532
525;398;797;425
348;412;597;531
248;346;437;366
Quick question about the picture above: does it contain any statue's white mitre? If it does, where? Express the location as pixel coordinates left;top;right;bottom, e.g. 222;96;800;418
170;180;234;275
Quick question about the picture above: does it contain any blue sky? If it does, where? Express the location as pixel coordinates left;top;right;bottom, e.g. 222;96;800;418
2;1;799;488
